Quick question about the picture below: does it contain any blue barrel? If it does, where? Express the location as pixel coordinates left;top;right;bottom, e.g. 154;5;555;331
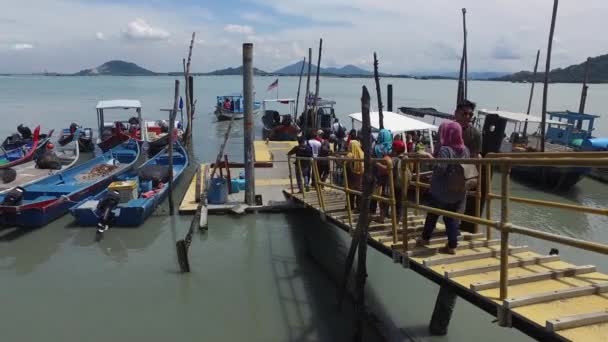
581;138;608;151
230;179;240;193
207;177;228;204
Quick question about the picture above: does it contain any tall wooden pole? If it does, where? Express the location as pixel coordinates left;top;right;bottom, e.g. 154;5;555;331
313;38;323;129
462;8;468;100
243;43;256;205
295;57;306;120
578;57;591;125
387;84;393;112
168;80;179;215
354;86;374;341
303;48;312;133
541;0;559;153
523;49;541;136
373;52;384;129
183;32;195;147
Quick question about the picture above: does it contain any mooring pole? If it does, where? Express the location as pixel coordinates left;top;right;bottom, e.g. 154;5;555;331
462;8;468;100
312;38;323;130
295;57;306;120
387;84;393;112
429;285;458;335
541;0;559;153
168;80;179;216
373;52;384;129
303;48;312;134
578;57;591;128
523;49;541;136
243;43;256;206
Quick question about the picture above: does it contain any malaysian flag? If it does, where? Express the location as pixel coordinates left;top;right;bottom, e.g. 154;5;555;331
266;79;279;91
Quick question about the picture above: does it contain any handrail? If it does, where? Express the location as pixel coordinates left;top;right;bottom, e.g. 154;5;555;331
287;151;608;307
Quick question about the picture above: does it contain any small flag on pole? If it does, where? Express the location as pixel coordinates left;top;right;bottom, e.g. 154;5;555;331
266;79;279;92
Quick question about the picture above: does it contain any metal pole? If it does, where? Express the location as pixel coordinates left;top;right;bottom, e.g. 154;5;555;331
541;0;559;153
243;43;256;205
387;84;393;112
523;50;541;136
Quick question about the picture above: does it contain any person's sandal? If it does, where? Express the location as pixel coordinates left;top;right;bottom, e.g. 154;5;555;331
440;244;457;255
417;238;430;246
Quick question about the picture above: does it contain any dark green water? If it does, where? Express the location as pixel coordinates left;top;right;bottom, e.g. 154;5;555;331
1;75;607;341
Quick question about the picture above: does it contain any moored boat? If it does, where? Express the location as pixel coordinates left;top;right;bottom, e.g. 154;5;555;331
0;139;140;228
261;98;300;141
59;123;95;152
0;126;51;170
70;141;188;229
0;129;80;194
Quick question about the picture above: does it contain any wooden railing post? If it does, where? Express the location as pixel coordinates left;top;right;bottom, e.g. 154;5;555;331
312;158;325;212
474;161;482;233
498;162;512;327
386;158;399;244
297;158;305;200
486;163;493;240
401;160;410;252
415;161;421;216
342;159;354;231
287;155;294;194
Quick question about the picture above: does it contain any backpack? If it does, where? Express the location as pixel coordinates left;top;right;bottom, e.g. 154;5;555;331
336;124;346;139
445;149;478;193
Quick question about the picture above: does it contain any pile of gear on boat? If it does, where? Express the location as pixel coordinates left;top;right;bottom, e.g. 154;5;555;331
0;99;189;237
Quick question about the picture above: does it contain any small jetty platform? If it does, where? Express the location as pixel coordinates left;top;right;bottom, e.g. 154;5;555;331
179;141;297;214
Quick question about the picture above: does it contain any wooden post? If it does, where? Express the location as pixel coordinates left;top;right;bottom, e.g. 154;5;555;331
183;32;195;146
462;8;468;100
354;85;375;341
373;52;384;129
541;0;559;153
498;163;512;327
295;57;306;121
387;84;393;112
243;43;256;206
168;79;179;215
303;48;312;133
429;285;458;335
485;163;493;240
523;50;541;136
578;57;591;125
312;38;323;129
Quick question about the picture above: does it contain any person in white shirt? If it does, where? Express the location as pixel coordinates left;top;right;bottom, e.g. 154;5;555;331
307;133;322;157
331;118;347;151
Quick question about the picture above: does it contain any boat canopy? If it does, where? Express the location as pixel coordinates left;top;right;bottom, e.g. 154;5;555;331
349;111;438;134
399;107;453;120
96;100;142;110
478;109;568;126
263;98;295;104
547;111;600;121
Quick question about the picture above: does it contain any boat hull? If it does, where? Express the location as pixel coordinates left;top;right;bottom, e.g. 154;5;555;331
70;141;188;227
510;165;590;191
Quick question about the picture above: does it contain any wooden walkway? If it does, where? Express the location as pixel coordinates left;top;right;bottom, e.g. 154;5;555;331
285;189;608;342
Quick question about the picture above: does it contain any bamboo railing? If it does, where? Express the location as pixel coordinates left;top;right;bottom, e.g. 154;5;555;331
288;151;608;303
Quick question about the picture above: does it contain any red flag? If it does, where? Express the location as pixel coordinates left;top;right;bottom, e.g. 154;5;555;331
266;79;278;91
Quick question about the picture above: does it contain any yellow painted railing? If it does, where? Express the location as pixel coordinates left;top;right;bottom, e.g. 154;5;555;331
288;151;608;308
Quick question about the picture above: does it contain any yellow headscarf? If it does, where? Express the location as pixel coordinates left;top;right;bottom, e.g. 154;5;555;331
347;140;364;175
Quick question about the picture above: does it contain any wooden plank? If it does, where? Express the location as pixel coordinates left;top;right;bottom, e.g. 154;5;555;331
179;164;207;214
422;246;529;267
547;310;608;332
470;265;597;292
504;282;608;309
446;255;560;279
406;240;501;257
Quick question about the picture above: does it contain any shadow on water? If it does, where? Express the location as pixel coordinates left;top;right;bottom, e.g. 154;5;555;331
280;210;385;342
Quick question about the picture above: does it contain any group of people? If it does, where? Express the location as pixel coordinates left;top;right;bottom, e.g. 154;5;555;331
287;100;482;255
221;97;241;112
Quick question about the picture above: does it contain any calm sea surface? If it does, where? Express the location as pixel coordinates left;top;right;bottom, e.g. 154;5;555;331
1;75;607;341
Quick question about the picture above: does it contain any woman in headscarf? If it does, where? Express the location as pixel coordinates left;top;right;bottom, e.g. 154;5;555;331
419;121;471;254
371;128;393;221
345;140;364;211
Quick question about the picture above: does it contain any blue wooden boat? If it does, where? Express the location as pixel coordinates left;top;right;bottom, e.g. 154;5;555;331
214;94;261;121
0;126;54;169
70;141;188;228
0;140;140;228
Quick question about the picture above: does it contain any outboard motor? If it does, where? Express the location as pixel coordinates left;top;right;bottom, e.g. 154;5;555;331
69;123;79;134
1;187;25;206
95;190;121;233
481;114;508;156
17;124;32;139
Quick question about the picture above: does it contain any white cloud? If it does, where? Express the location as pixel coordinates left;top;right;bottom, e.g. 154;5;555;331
223;24;254;35
95;32;106;40
240;12;273;23
123;18;170;41
12;43;33;50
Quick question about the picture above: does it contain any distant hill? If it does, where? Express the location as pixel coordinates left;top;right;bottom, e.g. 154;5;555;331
74;60;156;76
273;61;376;76
201;66;269;76
494;54;608;83
410;71;509;80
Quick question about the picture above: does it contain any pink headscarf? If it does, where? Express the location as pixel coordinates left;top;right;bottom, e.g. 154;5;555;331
439;120;465;153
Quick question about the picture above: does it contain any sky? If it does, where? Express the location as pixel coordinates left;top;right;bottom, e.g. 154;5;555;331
1;0;607;74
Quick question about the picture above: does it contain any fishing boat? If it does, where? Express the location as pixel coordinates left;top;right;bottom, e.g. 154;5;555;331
96;99;183;152
214;94;261;121
298;96;337;136
0;129;80;194
59;123;95;152
477;109;591;190
0;139;140;228
261;98;300;141
1;124;52;151
0;126;48;169
70;141;188;229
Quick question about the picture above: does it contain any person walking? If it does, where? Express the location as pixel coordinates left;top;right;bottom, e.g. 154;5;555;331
345;140;364;212
287;137;313;192
419;121;472;254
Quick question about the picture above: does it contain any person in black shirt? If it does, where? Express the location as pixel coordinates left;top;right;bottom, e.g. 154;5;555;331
454;100;486;233
287;137;312;192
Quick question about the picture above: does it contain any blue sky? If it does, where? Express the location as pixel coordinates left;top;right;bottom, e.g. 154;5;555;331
1;0;607;73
